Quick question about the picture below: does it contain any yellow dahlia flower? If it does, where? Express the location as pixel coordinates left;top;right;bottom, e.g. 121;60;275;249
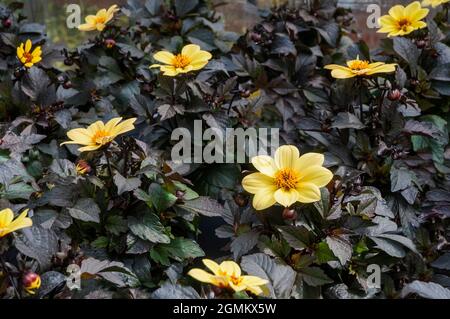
17;39;42;68
0;208;32;238
150;44;212;76
242;145;333;210
188;259;268;296
61;117;136;152
78;5;119;32
378;2;429;37
422;0;449;8
324;57;397;79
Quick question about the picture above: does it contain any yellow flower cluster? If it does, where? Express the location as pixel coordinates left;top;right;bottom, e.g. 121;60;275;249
188;259;268;296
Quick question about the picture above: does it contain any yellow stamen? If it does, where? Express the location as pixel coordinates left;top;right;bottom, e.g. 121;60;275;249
23;52;33;64
92;131;113;145
348;60;370;70
172;54;191;68
397;18;412;31
275;168;300;190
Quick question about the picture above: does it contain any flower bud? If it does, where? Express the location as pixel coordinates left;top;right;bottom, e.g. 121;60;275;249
22;272;41;295
282;208;297;220
63;80;73;89
234;193;248;207
104;38;116;49
387;89;402;101
76;160;91;175
2;18;12;28
415;39;427;49
64;58;74;66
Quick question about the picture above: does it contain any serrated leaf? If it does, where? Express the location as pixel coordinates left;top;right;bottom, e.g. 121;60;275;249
113;172;141;195
401;281;450;299
128;213;170;244
177;196;226;217
326;235;352;265
241;253;296;299
68;198;100;223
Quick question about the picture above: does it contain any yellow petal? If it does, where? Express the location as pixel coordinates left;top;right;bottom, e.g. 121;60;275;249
85;15;97;24
388;5;406;20
300;166;333;187
153;51;175;65
0;208;14;227
242;173;275;194
24;63;34;68
161;66;179;76
78;145;102;152
66;128;93;145
31;46;42;56
181;44;201;58
229;281;247;292
411;21;427;29
17;45;24;59
188;268;215;284
105;117;123;133
378;15;397;28
78;23;96;31
274;188;299;207
5;209;32;234
296;182;321;203
189;61;209;71
241;275;269;286
331;69;357;79
219;261;241;277
252;186;277;210
245;285;264;295
295;153;324;172
406;1;428;21
202;259;221;276
251;155;277;177
96;8;108;17
31;57;42;64
110;118;136;136
87;121;105;135
96;23;106;32
366;64;396;75
25;39;32;53
189;50;212;64
274;145;300;169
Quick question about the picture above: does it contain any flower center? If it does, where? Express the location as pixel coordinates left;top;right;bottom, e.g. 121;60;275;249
349;60;370;71
275;168;300;190
172;54;191;69
230;275;243;286
96;16;107;24
397;18;411;31
23;52;33;63
92;131;113;146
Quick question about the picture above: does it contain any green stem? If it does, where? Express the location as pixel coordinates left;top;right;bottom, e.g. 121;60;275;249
104;149;114;179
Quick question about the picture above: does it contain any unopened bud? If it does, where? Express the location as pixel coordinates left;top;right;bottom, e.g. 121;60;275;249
387;89;402;101
282;208;297;220
104;38;116;49
22;272;41;295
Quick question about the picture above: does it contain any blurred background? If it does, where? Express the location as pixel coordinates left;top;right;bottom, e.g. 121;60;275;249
5;0;413;48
